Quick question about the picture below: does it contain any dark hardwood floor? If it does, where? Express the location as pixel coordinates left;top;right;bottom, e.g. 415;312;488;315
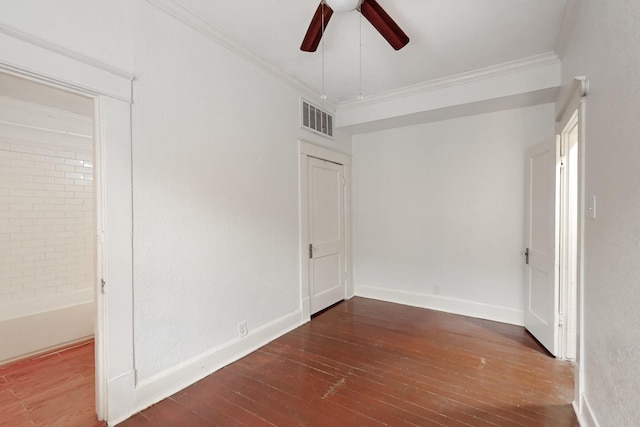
121;297;578;426
0;299;577;426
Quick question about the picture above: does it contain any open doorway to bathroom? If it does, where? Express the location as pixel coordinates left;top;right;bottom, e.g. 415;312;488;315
0;72;99;423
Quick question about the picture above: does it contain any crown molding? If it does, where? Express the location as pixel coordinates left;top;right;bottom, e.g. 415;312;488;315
145;0;336;111
337;52;560;111
0;23;133;102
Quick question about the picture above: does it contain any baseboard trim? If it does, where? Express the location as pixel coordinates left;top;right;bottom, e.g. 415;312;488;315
355;286;524;326
574;393;600;427
131;310;303;420
301;297;311;322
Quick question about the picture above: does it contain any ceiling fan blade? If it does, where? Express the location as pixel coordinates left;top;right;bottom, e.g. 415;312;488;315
300;2;334;52
360;0;410;50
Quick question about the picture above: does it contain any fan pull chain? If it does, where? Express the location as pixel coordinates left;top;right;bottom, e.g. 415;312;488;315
321;2;327;100
358;10;364;100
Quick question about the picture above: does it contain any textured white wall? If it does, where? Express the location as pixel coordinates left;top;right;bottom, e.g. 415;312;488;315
0;0;350;383
352;104;554;320
561;1;640;425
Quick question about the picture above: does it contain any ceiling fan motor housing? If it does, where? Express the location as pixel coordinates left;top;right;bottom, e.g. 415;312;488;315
324;0;362;12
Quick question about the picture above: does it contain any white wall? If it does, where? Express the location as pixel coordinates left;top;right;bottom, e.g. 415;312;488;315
352;104;555;324
0;0;350;410
561;1;640;425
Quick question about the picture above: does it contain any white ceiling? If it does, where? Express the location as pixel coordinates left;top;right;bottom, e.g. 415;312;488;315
163;0;569;104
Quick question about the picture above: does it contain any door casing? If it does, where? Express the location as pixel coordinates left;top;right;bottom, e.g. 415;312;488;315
298;140;352;321
555;76;588;414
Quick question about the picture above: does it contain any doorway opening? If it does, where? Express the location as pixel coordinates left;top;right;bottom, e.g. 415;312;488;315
0;72;96;363
0;72;99;422
558;110;579;361
550;76;588;417
523;111;582;361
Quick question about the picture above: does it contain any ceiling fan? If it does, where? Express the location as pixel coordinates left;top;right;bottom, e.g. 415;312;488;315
300;0;410;52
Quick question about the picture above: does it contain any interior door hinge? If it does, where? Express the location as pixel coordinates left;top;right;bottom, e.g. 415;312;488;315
309;243;313;259
522;248;529;265
101;279;106;295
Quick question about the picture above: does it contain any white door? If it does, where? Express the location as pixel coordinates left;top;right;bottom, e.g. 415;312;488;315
308;157;345;314
524;138;560;356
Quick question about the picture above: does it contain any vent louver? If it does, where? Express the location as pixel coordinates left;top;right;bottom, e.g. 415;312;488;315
301;99;334;139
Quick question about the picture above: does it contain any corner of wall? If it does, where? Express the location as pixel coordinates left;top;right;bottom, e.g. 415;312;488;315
123;309;303;425
574;392;601;427
355;285;524;326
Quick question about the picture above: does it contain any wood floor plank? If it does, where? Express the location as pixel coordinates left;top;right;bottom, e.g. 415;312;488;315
272;339;525;426
232;352;430;426
256;344;503;427
170;385;268;427
136;397;215;426
300;302;574;424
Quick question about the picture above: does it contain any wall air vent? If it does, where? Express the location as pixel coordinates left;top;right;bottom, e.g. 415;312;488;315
301;98;334;139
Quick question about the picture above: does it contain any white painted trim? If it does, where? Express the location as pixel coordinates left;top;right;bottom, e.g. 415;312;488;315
343;163;353;300
95;95;135;423
126;310;303;426
355;286;525;326
298;140;352;320
555;80;588;415
338;53;560;110
299;140;351;165
556;76;589;122
574;393;600;427
0;24;133;102
299;150;311;323
144;0;333;109
301;297;312;320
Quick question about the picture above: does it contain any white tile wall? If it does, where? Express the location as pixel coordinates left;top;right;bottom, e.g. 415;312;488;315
0;137;94;308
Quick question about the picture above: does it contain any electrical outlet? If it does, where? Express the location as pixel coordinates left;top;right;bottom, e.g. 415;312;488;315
238;321;248;337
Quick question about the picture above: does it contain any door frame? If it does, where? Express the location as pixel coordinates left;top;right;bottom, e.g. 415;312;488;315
298;140;352;321
555;76;588;413
557;110;579;361
0;25;135;423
